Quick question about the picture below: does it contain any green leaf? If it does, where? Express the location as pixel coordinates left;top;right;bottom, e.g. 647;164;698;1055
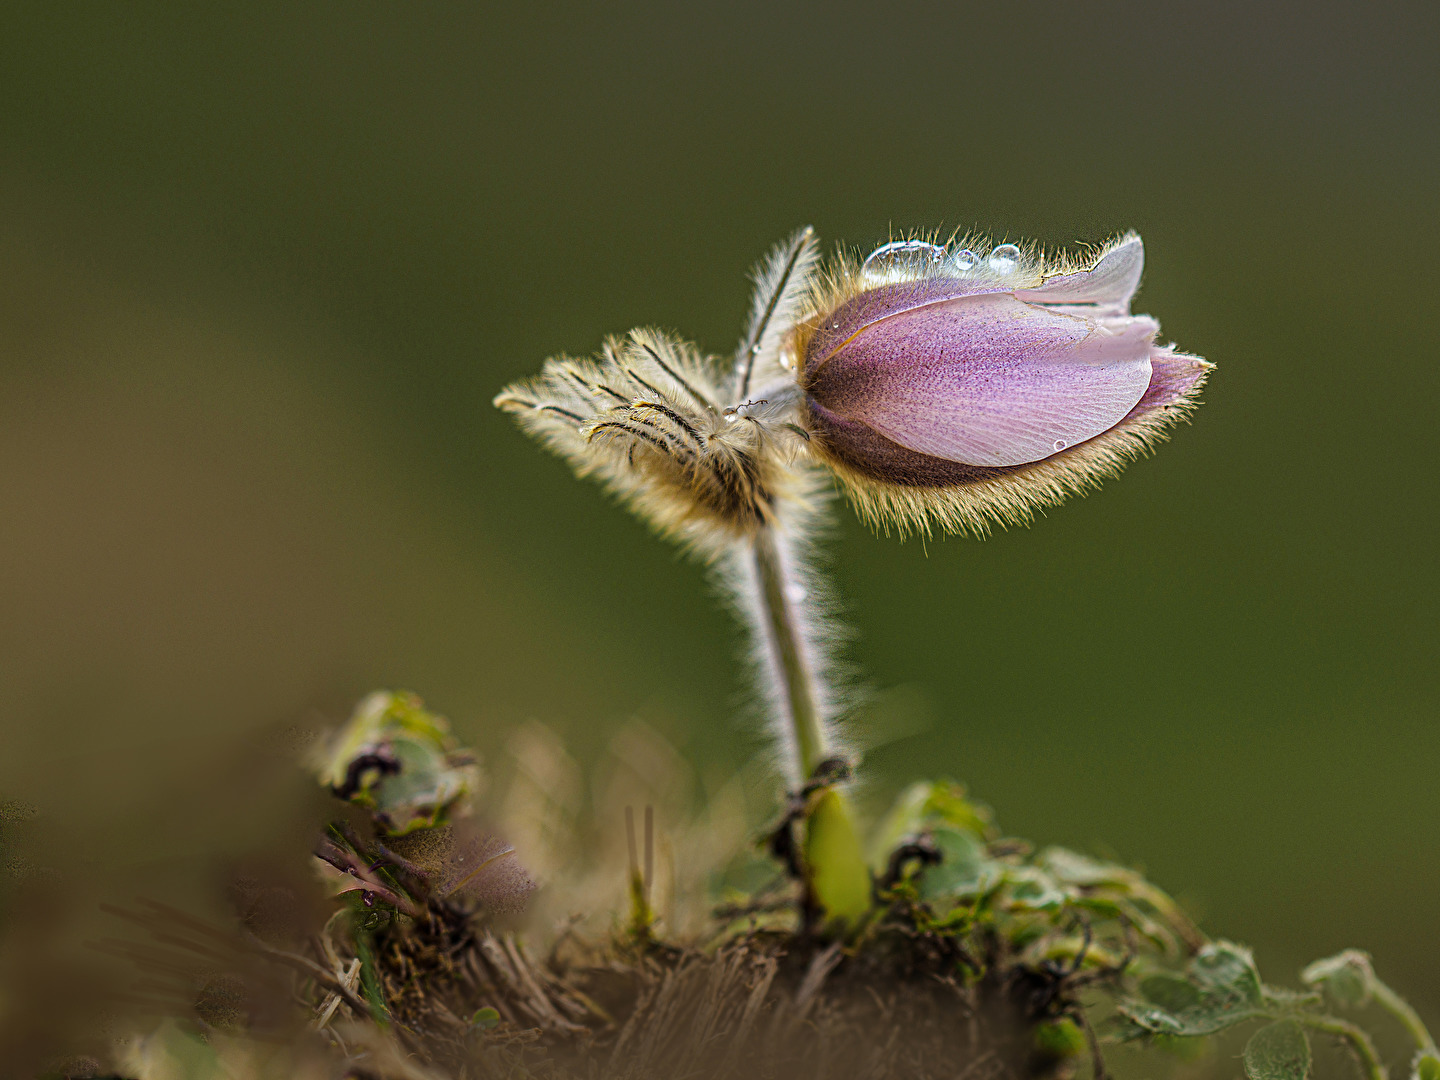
1413;1053;1440;1080
1117;998;1266;1037
1301;950;1375;1008
1003;866;1067;910
314;690;481;835
1117;951;1271;1039
1244;1020;1311;1080
1141;974;1203;1013
1193;941;1265;1006
1040;847;1134;888
870;780;991;870
917;826;999;901
471;1006;501;1030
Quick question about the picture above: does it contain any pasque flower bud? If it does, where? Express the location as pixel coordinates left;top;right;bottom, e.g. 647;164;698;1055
796;236;1210;535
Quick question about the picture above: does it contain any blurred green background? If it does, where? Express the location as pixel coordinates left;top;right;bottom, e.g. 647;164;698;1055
0;0;1435;1030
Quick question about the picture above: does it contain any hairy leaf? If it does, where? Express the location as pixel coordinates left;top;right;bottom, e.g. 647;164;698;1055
1140;974;1203;1013
1244;1020;1311;1080
1193;941;1265;1006
1118;998;1267;1037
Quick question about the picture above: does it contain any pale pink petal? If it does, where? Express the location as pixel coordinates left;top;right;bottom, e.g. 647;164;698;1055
806;293;1154;468
1014;235;1144;317
805;276;1014;372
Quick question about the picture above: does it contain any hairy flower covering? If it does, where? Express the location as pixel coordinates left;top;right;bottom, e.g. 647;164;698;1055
496;228;1210;541
798;235;1211;535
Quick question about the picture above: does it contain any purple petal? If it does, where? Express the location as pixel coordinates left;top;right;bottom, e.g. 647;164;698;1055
1014;235;1144;317
805;276;1015;374
805;293;1155;468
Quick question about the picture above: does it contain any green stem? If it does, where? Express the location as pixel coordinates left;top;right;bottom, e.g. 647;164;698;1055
750;527;825;777
353;915;391;1028
1296;1014;1388;1080
1373;979;1436;1053
745;526;870;929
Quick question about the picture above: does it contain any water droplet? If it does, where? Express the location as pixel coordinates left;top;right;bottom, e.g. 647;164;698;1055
362;892;376;908
863;240;947;275
952;248;981;273
988;244;1021;273
1052;438;1068;452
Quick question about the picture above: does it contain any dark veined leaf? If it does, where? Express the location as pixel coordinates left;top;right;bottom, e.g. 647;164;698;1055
1244;1020;1311;1080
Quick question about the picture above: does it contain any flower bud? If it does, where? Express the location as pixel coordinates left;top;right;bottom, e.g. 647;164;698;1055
798;236;1211;536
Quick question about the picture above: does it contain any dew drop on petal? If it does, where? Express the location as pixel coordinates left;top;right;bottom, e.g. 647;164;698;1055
1052;438;1068;451
863;240;947;275
952;248;981;273
988;244;1021;273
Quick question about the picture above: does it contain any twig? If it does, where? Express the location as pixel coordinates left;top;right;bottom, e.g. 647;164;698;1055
314;839;425;918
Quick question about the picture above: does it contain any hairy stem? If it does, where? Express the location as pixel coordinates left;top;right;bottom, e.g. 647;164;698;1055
1296;1014;1388;1080
750;526;826;777
738;523;870;928
1373;978;1436;1053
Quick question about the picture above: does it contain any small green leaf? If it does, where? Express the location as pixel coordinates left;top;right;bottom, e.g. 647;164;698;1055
1193;941;1265;1006
1301;950;1375;1008
1118;962;1270;1039
1413;1053;1440;1080
1040;847;1133;888
471;1006;501;1030
1117;998;1266;1037
1244;1020;1311;1080
1004;866;1067;910
917;826;997;900
314;691;481;835
1141;973;1203;1013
